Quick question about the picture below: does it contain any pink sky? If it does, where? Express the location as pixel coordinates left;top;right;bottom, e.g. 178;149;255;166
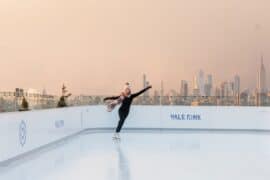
0;0;269;95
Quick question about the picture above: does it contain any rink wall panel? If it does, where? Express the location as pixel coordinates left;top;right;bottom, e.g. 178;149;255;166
0;107;83;163
0;105;269;163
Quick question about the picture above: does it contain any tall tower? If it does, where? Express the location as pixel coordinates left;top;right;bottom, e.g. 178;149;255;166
161;80;164;97
160;80;164;104
234;75;240;105
207;74;213;87
193;70;205;96
205;74;213;96
258;56;267;93
198;70;205;96
193;76;200;96
142;74;150;98
180;80;188;97
234;75;240;96
143;74;147;89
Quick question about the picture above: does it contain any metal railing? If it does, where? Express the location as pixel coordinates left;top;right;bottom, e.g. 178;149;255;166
0;95;268;113
68;95;269;107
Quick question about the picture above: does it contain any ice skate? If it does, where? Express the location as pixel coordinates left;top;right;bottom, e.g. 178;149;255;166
112;133;121;140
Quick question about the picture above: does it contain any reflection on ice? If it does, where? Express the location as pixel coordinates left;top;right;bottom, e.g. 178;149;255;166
114;141;130;180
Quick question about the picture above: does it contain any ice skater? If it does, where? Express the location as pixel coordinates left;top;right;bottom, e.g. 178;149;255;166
104;82;152;140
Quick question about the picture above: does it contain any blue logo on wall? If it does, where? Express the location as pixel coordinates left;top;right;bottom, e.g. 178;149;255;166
55;120;65;129
171;113;202;121
19;120;27;147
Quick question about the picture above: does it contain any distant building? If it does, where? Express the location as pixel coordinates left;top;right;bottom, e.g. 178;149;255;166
204;84;212;97
143;74;150;97
26;88;57;109
233;75;240;105
180;80;188;97
240;90;249;106
215;87;221;97
204;74;213;97
220;81;234;97
205;75;212;95
207;74;213;88
193;76;200;96
220;82;227;97
169;90;178;105
0;88;57;111
193;70;211;96
153;90;160;105
228;82;234;97
257;56;268;106
258;56;267;93
193;88;200;97
234;75;240;96
193;70;206;96
160;80;164;97
198;70;205;96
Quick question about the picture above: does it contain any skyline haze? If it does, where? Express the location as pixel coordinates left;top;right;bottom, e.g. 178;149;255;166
0;0;269;95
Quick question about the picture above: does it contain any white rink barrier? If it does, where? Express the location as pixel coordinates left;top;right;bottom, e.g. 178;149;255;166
0;107;84;163
83;105;270;131
0;105;270;163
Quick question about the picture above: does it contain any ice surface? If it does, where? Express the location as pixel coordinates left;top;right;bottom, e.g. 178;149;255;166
0;132;270;180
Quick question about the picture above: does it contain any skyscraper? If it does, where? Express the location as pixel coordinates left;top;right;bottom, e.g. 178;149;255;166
234;75;240;96
207;74;213;87
142;74;150;97
204;84;211;97
205;74;213;96
143;74;147;89
220;81;233;97
160;80;165;104
258;56;267;93
180;80;188;97
161;80;164;97
228;82;234;96
193;76;200;96
257;56;267;106
215;87;221;97
193;70;205;96
234;75;240;105
198;70;205;96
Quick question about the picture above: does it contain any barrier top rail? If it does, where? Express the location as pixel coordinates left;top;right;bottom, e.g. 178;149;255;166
0;94;269;113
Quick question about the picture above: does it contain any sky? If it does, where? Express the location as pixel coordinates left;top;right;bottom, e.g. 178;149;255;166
0;0;269;95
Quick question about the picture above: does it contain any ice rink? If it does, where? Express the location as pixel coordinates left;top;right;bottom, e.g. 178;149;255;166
1;131;270;180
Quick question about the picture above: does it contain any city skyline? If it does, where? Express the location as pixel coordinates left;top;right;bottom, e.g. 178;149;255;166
0;63;268;110
0;0;270;95
0;58;268;96
0;61;266;97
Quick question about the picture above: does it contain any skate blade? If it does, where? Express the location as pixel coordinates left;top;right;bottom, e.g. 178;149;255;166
112;137;121;141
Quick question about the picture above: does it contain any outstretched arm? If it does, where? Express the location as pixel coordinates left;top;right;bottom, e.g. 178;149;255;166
103;96;120;102
131;86;152;98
